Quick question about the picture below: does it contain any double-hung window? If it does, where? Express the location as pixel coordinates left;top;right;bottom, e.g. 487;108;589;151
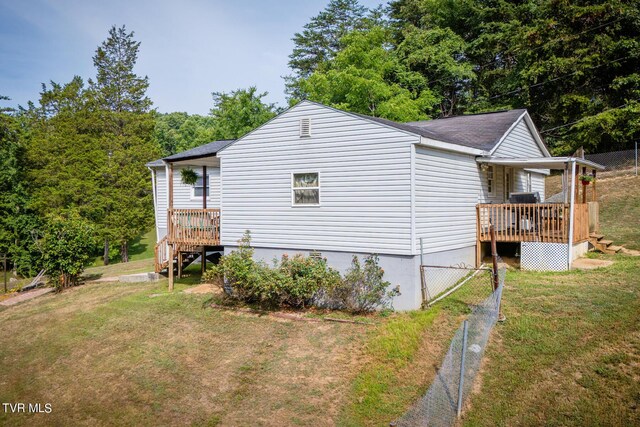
486;166;495;196
191;173;210;199
292;172;320;206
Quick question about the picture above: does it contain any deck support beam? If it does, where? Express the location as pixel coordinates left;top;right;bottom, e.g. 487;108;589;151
567;160;577;269
202;165;207;275
168;163;174;291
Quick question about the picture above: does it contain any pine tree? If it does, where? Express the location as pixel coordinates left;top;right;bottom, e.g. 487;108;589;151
285;0;381;100
89;25;159;263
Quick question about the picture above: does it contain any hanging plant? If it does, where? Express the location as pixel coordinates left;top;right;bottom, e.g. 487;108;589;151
579;174;594;185
181;168;199;185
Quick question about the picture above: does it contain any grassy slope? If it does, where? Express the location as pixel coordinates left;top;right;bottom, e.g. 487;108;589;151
90;228;157;267
0;279;369;426
462;255;640;426
546;171;640;249
460;172;640;425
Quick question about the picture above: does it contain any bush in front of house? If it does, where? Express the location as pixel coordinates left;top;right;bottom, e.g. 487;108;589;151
315;254;401;313
203;232;400;312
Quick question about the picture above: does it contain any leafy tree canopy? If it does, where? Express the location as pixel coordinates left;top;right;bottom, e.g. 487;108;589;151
300;26;437;121
209;87;278;140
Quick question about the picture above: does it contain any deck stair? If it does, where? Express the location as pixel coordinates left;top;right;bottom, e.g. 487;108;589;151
158;248;202;276
589;233;622;254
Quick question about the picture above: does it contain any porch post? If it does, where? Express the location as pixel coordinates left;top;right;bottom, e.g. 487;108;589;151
592;169;597;202
567;160;577;270
563;163;569;203
582;166;587;204
202;165;207;275
168;163;174;291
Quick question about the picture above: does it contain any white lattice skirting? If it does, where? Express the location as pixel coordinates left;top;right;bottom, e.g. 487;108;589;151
521;242;569;271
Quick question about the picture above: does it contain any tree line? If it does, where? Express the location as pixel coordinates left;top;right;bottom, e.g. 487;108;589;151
286;0;639;154
0;26;278;283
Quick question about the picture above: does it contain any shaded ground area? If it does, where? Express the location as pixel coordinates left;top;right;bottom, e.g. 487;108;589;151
462;254;640;426
0;280;369;426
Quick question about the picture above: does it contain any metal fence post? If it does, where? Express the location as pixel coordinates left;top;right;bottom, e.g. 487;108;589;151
3;253;7;294
457;320;469;418
635;141;638;176
490;224;498;291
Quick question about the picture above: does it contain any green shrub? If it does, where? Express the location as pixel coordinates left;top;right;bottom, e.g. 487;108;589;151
279;253;342;307
39;214;97;289
318;255;401;313
204;233;399;312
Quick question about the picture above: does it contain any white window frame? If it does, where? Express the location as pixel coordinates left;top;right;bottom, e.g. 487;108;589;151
486;165;496;197
526;171;532;192
291;171;320;207
190;172;210;200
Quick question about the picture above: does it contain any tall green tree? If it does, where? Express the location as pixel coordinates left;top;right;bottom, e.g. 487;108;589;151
389;0;640;153
0;96;40;276
285;0;383;99
154;112;217;155
209;87;278;140
300;26;437;121
89;25;159;263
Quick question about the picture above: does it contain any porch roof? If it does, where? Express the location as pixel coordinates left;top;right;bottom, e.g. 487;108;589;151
476;156;605;171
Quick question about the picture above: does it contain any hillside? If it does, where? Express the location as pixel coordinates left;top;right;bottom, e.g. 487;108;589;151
546;170;640;249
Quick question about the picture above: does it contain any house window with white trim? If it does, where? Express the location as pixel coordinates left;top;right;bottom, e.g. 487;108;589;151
191;173;210;199
292;172;319;205
486;165;495;196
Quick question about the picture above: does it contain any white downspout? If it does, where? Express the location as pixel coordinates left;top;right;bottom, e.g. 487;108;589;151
149;166;160;244
567;159;577;269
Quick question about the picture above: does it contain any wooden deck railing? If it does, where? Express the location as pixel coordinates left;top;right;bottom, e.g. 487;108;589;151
167;208;221;246
154;235;169;273
477;203;590;244
573;203;590;243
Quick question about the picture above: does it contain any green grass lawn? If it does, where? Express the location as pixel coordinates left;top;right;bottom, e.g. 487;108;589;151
90;228;157;267
462;254;640;426
0;279;371;426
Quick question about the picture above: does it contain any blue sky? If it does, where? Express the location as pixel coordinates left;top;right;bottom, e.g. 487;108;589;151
0;0;382;114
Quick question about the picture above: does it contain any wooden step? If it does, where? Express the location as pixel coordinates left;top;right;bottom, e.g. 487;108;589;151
608;245;623;253
598;239;613;247
589;233;605;240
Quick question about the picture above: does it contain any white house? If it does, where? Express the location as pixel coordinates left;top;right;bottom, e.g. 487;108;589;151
147;101;603;310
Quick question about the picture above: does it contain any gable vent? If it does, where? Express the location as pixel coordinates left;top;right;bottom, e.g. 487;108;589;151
300;118;311;138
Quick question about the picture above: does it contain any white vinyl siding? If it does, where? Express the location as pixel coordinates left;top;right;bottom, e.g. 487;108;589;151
155;168;167;239
219;101;416;255
152;165;221;237
530;172;546;200
415;146;482;254
492;118;548;198
493;119;545;158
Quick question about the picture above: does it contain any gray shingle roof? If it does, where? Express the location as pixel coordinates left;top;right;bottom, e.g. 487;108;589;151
163;139;234;162
146;159;165;167
353;109;527;151
146;139;235;166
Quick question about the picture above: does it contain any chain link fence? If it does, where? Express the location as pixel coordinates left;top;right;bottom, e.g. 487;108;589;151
394;257;507;427
585;145;638;174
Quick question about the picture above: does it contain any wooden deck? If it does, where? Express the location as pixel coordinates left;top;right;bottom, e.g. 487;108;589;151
477;203;590;244
167;208;220;246
155;209;221;274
